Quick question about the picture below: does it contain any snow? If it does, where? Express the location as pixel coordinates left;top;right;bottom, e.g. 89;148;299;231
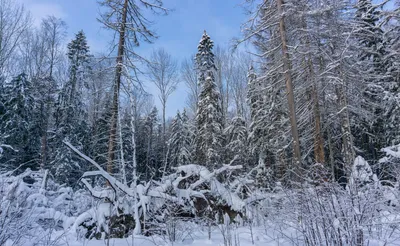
8;222;396;246
381;144;400;159
4;145;400;246
210;179;244;211
349;156;378;187
3;166;400;246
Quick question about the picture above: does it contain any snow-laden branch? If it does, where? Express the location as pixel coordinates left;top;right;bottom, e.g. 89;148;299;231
63;141;134;197
173;164;242;191
81;179;115;201
65;140;248;237
381;144;400;159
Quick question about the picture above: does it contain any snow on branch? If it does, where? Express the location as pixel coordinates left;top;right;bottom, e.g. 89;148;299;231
65;140;247;232
173;164;242;191
64;141;134;197
171;164;245;211
381;144;400;159
81;179;115;201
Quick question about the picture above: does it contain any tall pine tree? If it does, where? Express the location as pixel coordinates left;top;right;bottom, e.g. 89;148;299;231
51;31;91;185
194;31;223;169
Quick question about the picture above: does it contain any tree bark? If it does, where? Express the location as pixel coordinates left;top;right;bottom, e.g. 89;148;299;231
107;0;128;176
128;80;141;234
276;0;301;168
335;82;355;171
308;59;325;164
162;101;166;169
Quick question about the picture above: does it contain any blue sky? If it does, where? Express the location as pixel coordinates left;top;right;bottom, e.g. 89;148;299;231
19;0;249;118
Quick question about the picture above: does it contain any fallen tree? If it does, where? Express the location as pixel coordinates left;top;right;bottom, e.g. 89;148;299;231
64;141;249;239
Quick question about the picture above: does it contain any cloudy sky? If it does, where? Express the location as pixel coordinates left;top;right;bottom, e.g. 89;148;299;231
18;0;250;118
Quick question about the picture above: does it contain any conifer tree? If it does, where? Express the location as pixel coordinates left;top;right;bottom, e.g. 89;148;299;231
51;31;91;185
168;111;182;168
224;117;248;167
194;31;224;169
247;65;266;162
382;2;400;147
355;0;387;74
247;64;289;179
142;107;162;179
0;74;39;170
33;76;58;169
179;109;193;165
353;0;388;163
168;109;192;168
90;98;112;169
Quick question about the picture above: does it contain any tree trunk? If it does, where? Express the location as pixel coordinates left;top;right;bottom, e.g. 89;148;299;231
327;126;335;181
40;100;47;170
308;59;325;164
117;107;126;185
335;64;354;171
276;0;301;169
40;132;47;169
146;124;153;180
335;82;355;171
107;0;128;176
128;80;141;235
162;101;166;171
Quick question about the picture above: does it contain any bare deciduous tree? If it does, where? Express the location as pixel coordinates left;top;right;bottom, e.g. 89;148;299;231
214;45;229;125
41;16;67;78
98;0;167;175
0;0;31;75
181;56;198;117
146;47;179;162
227;51;251;120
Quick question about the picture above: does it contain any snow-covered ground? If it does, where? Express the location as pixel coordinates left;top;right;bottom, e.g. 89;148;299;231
6;223;397;246
6;226;263;246
3;149;400;246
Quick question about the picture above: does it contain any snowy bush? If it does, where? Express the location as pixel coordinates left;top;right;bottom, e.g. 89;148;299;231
0;170;35;245
0;168;94;245
380;144;400;183
243;156;400;246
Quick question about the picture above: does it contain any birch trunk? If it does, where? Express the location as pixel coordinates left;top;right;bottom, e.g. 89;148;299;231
128;80;141;235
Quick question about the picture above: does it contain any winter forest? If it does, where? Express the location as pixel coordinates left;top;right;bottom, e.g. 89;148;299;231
1;0;400;245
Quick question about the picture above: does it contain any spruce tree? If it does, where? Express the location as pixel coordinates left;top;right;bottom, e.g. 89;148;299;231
382;2;400;147
247;65;265;158
142;107;163;179
247;63;289;180
51;31;91;185
32;76;58;169
194;31;223;169
224;117;248;167
179;109;193;165
168;109;192;167
355;0;387;74
168;111;182;168
90;97;112;169
353;0;387;163
0;74;40;170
